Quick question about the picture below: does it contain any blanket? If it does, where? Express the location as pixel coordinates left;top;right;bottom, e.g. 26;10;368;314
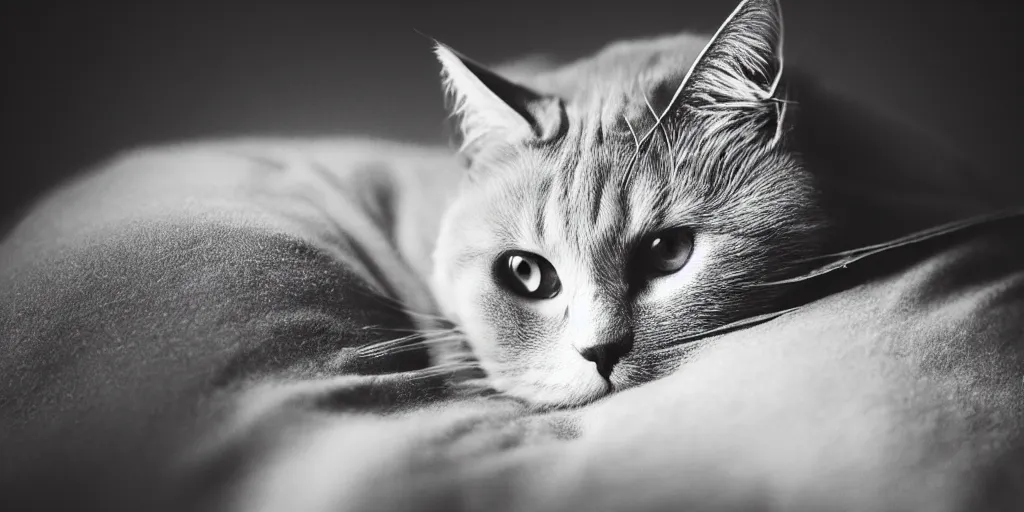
211;214;1024;512
1;78;1022;512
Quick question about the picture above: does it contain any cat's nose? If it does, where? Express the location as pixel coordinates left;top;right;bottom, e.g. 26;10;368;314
578;333;633;381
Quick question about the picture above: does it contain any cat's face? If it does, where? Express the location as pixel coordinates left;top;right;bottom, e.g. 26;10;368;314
431;0;824;407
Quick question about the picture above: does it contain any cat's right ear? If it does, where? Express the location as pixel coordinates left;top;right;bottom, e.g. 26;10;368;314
434;42;565;158
661;0;786;144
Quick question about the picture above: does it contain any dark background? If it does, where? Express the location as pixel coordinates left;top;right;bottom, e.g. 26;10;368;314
1;0;1020;227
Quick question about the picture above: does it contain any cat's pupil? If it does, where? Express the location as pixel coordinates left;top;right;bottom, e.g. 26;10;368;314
509;255;541;292
651;237;668;254
651;236;681;258
514;258;532;278
641;228;694;275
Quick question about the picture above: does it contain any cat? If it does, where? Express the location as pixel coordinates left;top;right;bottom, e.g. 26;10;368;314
426;0;829;407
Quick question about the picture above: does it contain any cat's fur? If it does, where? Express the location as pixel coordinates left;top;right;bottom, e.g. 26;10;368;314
429;0;828;406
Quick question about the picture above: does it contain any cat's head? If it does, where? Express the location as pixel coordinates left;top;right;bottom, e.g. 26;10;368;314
430;0;825;407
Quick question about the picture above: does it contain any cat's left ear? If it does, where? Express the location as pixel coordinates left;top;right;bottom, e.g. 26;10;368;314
434;42;565;158
669;0;786;139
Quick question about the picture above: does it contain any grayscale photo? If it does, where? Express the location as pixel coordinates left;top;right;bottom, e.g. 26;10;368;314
2;1;1022;511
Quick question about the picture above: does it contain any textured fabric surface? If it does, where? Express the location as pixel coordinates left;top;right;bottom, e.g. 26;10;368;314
1;80;1022;511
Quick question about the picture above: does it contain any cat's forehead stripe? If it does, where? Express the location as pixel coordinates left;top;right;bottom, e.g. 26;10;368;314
533;173;555;242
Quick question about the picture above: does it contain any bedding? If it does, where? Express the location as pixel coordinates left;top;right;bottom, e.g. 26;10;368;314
1;78;1022;512
216;214;1024;512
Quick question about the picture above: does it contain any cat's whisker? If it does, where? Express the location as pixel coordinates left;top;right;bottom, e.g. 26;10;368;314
358;332;421;348
651;335;716;355
360;336;467;359
356;330;464;357
700;100;771;110
784;207;1024;268
363;326;459;335
769;97;798;106
358;335;465;359
367;331;462;345
641;89;676;174
651;306;803;354
622;114;640;152
408;361;485;381
396;309;453;323
756;210;1024;287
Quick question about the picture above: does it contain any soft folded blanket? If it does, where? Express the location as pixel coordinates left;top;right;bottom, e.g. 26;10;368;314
1;79;1022;512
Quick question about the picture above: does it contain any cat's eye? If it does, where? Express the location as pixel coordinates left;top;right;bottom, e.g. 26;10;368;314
493;250;561;299
639;227;694;275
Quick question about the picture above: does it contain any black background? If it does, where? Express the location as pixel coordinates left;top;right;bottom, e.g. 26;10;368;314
2;0;1020;226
